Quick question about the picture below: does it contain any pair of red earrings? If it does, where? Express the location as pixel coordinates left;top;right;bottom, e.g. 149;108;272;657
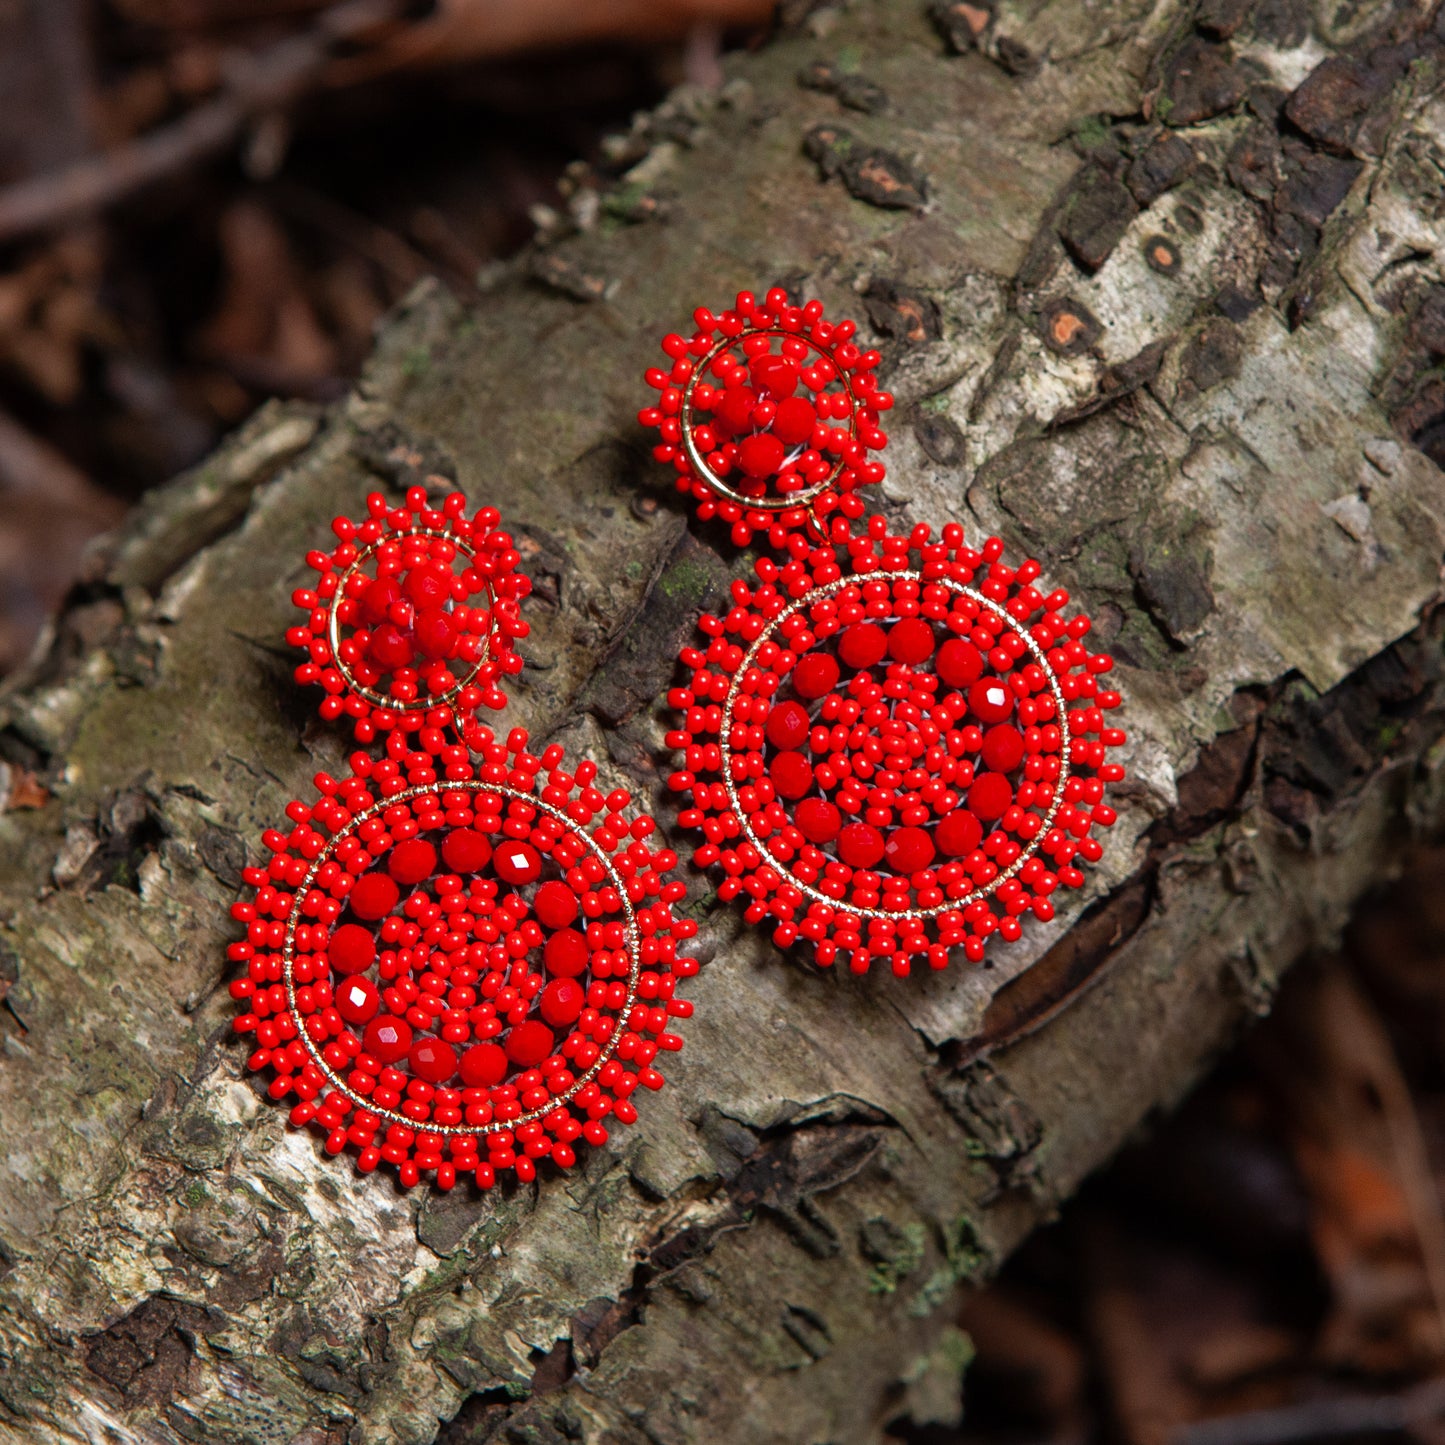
227;288;1125;1190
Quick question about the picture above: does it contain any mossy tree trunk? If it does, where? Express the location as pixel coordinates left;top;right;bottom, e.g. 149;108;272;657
2;1;1445;1441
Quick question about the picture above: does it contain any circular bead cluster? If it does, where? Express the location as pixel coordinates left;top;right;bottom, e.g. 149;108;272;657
287;486;531;742
229;726;697;1189
638;288;893;548
666;519;1125;976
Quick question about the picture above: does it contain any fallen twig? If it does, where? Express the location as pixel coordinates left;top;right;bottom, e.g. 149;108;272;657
1173;1376;1445;1445
0;0;403;244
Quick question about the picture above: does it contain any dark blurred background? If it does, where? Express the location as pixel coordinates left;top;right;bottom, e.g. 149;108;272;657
4;6;1445;1444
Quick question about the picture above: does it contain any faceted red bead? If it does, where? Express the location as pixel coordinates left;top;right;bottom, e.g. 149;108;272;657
981;724;1025;774
336;976;380;1025
751;354;799;398
968;678;1014;725
329;923;376;976
540;978;584;1027
404;564;450;610
414;608;455;660
534;880;579;930
506;1020;555;1067
884;826;935;875
772;396;816;445
887;618;934;665
459;1042;508;1088
363;1014;412;1064
793;653;840;699
544;927;589;977
442;828;491;874
409;1037;458;1084
937;638;984;689
936;810;983;857
716;385;754;431
837;821;886;869
494;841;542;885
967;772;1013;821
368;623;414;670
765;700;811;750
769;751;814;800
389;838;437;885
350;872;399;920
738;433;787;479
361;577;400;624
838;622;887;670
796;797;842;844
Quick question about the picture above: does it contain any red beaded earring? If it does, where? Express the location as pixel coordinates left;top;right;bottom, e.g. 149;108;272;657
640;284;1130;979
638;287;893;549
287;487;531;743
666;519;1125;977
230;489;698;1190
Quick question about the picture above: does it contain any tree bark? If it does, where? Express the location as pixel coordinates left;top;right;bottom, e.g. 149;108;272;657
3;1;1445;1441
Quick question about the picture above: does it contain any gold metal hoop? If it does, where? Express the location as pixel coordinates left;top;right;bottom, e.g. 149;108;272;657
282;782;641;1135
717;570;1071;921
679;327;859;512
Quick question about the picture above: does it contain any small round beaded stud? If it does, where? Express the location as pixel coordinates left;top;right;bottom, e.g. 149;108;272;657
666;518;1126;977
288;486;532;743
229;726;697;1189
638;288;893;549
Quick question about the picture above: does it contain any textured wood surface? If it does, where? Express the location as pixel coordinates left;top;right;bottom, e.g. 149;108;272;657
2;1;1445;1441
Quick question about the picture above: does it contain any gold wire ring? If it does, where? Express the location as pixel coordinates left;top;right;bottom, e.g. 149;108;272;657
282;782;641;1135
679;327;860;512
717;570;1071;921
325;526;497;713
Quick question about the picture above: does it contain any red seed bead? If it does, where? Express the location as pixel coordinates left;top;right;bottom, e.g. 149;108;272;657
506;1020;555;1067
769;751;815;800
534;880;579;929
442;828;491;874
409;1037;458;1084
329;923;376;976
981;724;1025;773
937;639;984;689
350;872;399;921
837;822;885;869
363;1015;413;1064
796;797;842;844
540;978;585;1028
968;679;1015;725
968;773;1013;821
766;700;811;750
838;622;887;670
493;841;541;886
389;838;437;886
887;618;934;665
544;928;589;977
884;826;935;875
793;653;840;699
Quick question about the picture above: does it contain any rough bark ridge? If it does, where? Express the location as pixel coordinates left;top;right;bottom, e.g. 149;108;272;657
2;2;1445;1441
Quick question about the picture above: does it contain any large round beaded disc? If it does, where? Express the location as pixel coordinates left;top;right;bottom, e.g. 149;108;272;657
229;727;697;1189
638;287;892;549
667;520;1126;976
287;486;531;743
